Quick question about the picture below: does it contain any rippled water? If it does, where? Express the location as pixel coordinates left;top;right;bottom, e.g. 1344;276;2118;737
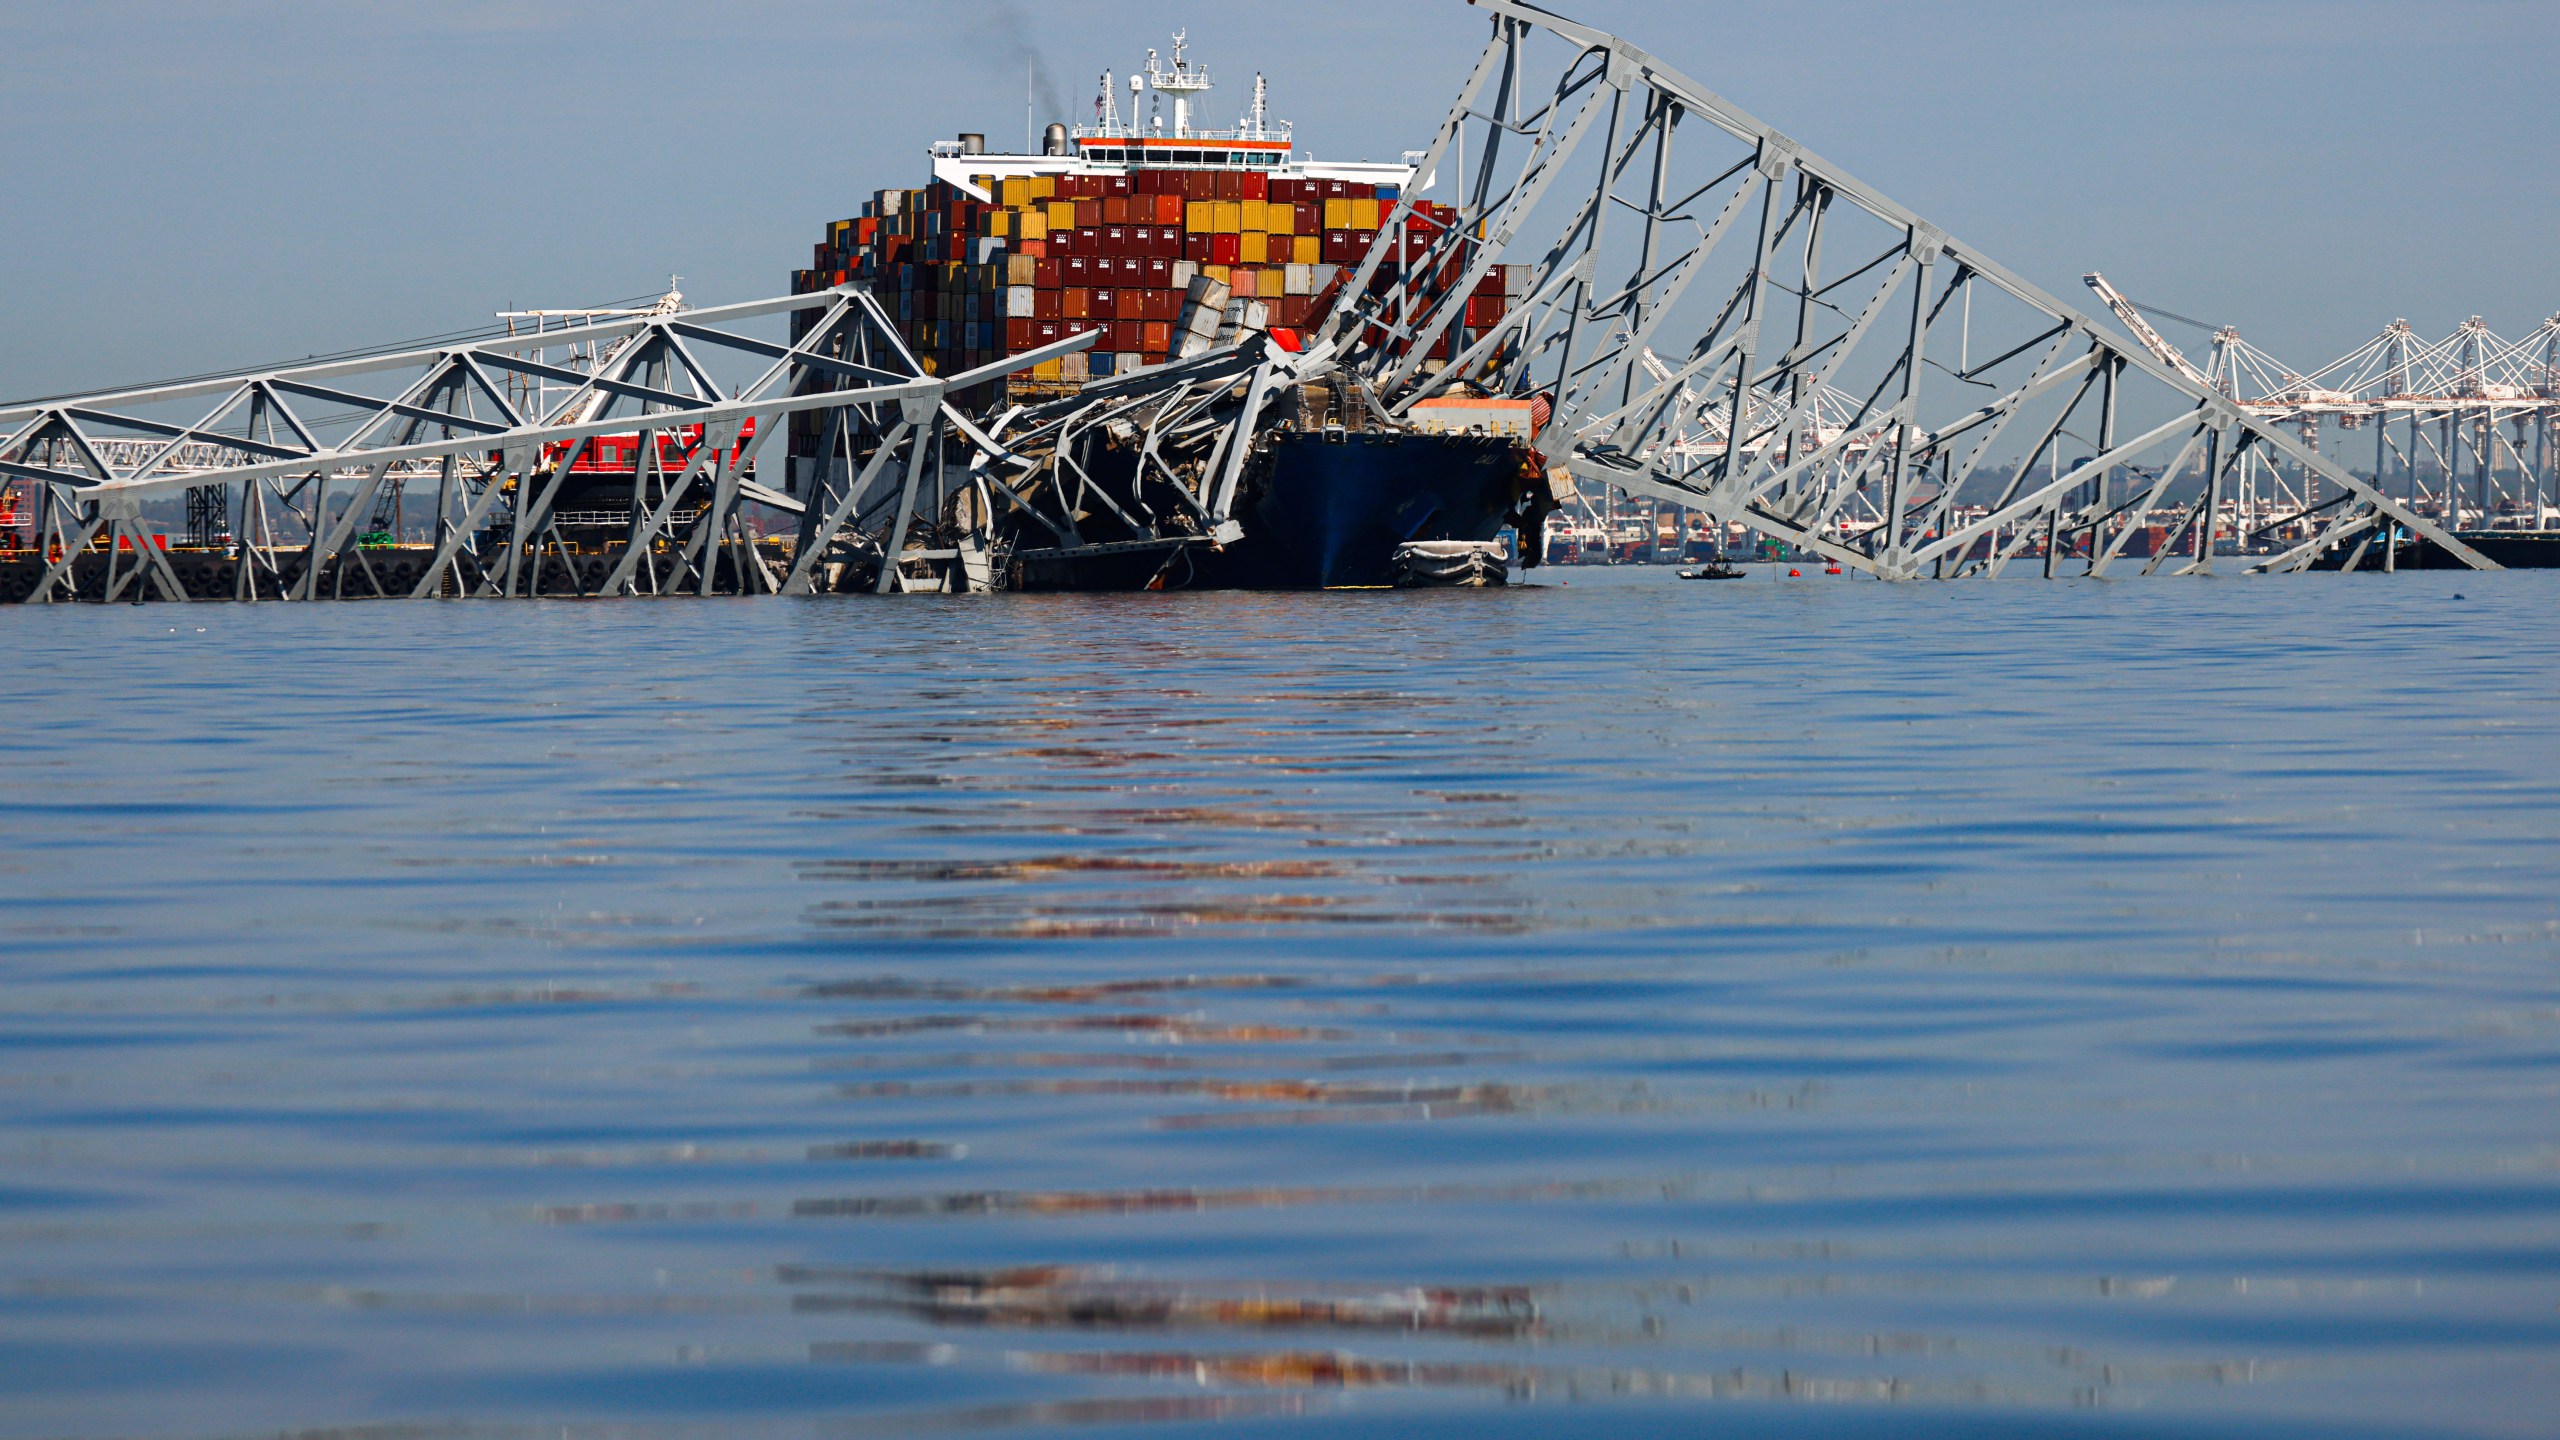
3;568;2555;1440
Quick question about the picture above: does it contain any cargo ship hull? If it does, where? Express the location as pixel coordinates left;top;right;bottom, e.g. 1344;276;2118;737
1012;431;1533;592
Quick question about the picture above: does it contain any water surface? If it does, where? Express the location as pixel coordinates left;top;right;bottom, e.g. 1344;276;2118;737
3;568;2555;1438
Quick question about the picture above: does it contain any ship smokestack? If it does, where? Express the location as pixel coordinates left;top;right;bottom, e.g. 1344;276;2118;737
1042;122;1069;156
957;132;986;155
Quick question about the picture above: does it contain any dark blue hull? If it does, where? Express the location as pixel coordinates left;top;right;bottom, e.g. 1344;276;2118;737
1010;429;1536;593
1195;430;1530;589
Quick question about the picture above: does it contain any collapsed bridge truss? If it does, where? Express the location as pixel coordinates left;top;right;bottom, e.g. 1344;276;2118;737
0;0;2500;603
1320;0;2495;576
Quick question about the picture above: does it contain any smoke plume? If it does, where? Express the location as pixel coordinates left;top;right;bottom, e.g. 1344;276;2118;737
965;0;1073;135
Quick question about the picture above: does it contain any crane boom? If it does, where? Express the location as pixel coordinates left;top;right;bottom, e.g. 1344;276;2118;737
2083;272;2214;391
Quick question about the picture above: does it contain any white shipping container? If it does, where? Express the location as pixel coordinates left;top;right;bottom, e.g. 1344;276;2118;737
1283;264;1313;296
1171;260;1199;291
1059;352;1089;382
1005;286;1036;318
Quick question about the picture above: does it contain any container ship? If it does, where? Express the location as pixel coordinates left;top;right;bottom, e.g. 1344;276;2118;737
782;32;1549;590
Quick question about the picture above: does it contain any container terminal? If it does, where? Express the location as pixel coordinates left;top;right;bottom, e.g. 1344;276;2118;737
0;0;2541;603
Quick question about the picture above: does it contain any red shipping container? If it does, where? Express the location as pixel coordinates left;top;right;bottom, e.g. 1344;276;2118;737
1061;317;1102;338
1103;173;1131;196
1322;178;1350;198
1034;257;1062;288
1183;171;1215;200
1036;320;1062;345
1239;169;1268;201
1091;288;1117;317
1209;232;1241;265
1102;196;1128;225
1109;320;1141;352
1323;230;1355;265
1466;295;1505;327
1101;225;1131;254
1142;256;1173;287
1016;238;1047;258
1069;199;1097;229
1034;289;1062;319
1153;193;1185;224
1142;321;1172;353
1185;233;1212;264
1072;228;1099;253
1006;317;1038;349
1211;171;1240;200
1114;289;1144;320
1295;202;1321;235
1062;255;1092;284
1144;287;1178;321
1062;288;1094;320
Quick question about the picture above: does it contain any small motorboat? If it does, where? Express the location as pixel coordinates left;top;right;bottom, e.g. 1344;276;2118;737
1676;560;1745;580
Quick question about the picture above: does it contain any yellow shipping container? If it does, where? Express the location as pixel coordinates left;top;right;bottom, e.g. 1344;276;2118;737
1202;264;1232;285
1218;201;1245;232
1239;199;1267;232
998;176;1058;207
1265;204;1295;237
1323;198;1353;231
1238;232;1268;264
1185;200;1213;234
1293;235;1321;265
1350;197;1381;230
1016;212;1047;241
1032;358;1064;380
986;210;1014;239
1047;201;1076;230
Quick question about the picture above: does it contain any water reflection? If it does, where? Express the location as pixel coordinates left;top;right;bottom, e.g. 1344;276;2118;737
3;579;2556;1437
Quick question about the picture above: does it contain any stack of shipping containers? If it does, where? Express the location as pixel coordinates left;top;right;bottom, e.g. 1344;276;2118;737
789;168;1526;399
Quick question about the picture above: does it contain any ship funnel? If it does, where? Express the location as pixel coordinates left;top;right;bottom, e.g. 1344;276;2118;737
957;132;986;155
1042;122;1069;156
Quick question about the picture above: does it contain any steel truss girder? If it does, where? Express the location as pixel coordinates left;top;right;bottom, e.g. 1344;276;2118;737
0;288;1094;602
1330;0;2494;577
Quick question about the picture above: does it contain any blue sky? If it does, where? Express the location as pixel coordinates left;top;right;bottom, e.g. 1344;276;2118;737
2;0;2552;398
